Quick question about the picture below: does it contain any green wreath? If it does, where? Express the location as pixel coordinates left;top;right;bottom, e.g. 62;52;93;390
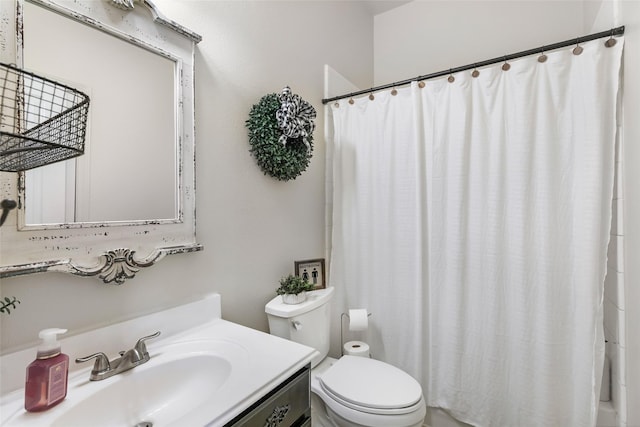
246;89;315;182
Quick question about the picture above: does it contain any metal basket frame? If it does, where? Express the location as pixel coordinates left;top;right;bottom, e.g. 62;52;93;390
0;62;90;172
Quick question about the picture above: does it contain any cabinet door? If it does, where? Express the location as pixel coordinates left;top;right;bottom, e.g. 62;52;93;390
225;365;311;427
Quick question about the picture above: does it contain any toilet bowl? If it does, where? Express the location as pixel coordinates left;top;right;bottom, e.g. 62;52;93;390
312;356;426;427
265;287;426;427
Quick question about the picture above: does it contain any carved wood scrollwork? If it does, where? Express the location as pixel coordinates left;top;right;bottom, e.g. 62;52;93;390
108;0;202;42
109;0;135;10
0;244;203;284
68;245;202;284
264;404;290;427
72;248;160;284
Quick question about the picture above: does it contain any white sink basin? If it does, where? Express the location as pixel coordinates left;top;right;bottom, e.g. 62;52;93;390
0;295;315;427
52;340;245;427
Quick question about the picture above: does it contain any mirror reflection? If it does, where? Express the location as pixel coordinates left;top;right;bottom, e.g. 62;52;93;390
22;0;178;225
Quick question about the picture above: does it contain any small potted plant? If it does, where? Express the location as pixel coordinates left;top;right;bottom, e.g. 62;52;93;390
276;274;315;304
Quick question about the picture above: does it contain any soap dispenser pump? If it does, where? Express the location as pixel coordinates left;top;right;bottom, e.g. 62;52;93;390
25;328;69;412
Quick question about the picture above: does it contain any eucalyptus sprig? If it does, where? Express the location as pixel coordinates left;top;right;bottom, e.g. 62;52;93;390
276;274;315;296
0;296;20;315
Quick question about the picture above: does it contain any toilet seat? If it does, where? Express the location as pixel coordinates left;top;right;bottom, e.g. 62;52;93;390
318;355;423;415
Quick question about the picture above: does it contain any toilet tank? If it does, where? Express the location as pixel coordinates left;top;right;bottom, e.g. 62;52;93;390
265;287;334;367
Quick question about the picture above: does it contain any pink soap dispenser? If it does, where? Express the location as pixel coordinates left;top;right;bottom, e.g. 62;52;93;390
24;328;69;412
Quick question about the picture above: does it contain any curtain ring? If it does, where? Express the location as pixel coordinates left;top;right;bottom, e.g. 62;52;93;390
391;84;398;96
447;69;455;83
605;29;617;48
418;80;425;88
538;47;548;63
334;101;340;108
369;92;375;101
348;96;354;105
501;56;511;71
471;64;480;78
573;37;583;55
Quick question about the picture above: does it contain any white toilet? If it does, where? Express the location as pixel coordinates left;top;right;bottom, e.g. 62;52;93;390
265;287;426;427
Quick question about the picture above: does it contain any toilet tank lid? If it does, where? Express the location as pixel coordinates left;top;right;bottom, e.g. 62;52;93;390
265;287;335;318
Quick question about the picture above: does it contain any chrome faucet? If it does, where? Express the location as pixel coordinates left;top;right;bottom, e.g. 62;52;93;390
76;331;161;381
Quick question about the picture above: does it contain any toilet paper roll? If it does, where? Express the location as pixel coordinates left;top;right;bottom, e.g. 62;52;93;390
348;309;368;331
344;341;370;357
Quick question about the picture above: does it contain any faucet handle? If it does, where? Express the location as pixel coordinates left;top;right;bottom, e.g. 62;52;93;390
75;352;111;375
134;331;161;358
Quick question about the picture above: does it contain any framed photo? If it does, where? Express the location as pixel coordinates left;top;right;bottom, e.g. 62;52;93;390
294;258;325;290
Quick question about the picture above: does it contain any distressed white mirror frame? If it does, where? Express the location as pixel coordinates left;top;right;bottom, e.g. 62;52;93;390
0;0;203;284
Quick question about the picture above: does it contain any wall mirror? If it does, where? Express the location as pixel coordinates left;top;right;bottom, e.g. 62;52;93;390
0;0;203;283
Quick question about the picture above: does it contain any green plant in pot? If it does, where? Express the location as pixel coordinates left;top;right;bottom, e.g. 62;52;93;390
276;274;315;304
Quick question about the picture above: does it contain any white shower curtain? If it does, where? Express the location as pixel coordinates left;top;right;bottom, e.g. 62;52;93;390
330;38;623;427
331;87;428;377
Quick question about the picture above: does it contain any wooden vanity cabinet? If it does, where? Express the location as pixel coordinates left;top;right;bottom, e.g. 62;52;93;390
223;364;311;427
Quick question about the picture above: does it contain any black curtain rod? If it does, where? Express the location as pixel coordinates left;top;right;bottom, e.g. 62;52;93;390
322;26;625;105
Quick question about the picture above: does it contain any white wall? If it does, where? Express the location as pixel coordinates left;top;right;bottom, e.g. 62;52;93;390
374;1;585;85
582;2;628;424
374;1;639;426
582;2;631;424
617;2;640;425
0;1;374;353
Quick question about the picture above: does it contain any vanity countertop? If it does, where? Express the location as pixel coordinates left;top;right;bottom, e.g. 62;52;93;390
0;294;315;426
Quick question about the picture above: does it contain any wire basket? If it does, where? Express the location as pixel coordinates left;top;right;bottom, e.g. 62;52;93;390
0;62;90;172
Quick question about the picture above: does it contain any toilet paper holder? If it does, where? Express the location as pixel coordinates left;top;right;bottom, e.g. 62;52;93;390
340;311;372;356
